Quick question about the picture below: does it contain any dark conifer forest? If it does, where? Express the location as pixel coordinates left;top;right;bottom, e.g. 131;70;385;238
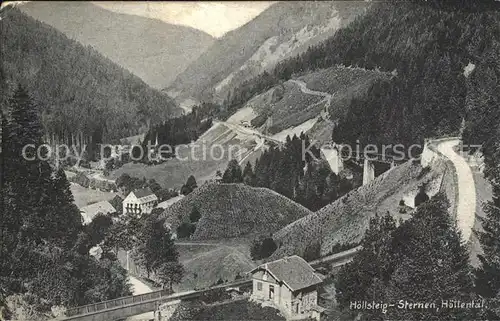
1;86;131;313
1;8;181;146
223;1;500;150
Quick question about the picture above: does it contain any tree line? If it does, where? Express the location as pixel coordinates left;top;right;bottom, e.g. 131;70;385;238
1;8;180;155
220;133;357;211
214;1;499;151
135;103;217;162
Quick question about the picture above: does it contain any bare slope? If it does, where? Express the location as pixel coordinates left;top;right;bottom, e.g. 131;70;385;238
161;183;312;240
241;66;390;140
167;1;369;104
20;1;214;88
272;158;458;259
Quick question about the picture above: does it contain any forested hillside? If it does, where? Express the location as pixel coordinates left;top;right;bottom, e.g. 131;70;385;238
167;1;369;105
1;86;130;319
0;8;181;146
223;1;500;149
20;1;214;88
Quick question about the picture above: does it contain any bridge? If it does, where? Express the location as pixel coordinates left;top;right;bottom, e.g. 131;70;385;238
321;142;411;185
55;247;360;321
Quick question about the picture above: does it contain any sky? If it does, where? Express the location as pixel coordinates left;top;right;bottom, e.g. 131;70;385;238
92;1;275;38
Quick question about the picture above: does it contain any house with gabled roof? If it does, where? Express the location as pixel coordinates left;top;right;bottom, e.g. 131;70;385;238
249;255;325;320
80;200;116;225
122;187;158;216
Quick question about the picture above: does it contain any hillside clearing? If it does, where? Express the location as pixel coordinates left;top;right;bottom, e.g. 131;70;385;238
176;245;255;291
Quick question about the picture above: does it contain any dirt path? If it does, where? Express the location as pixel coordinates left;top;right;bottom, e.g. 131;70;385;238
436;139;477;242
289;79;333;121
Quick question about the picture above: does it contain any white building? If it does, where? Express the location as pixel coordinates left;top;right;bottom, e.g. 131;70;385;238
123;187;158;216
249;255;325;320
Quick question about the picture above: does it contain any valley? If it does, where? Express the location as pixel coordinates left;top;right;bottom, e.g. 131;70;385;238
2;1;500;321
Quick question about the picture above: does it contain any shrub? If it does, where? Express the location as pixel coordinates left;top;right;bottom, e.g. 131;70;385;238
189;206;202;223
176;222;196;239
303;241;321;262
250;236;277;260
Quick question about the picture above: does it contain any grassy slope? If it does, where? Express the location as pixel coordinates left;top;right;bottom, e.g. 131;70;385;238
109;122;259;189
272;158;457;259
300;66;391;119
176;245;255;291
161;183;312;240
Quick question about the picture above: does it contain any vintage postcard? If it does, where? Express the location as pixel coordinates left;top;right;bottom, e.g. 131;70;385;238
1;1;499;320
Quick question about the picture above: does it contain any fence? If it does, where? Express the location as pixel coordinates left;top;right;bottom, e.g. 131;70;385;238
65;289;169;317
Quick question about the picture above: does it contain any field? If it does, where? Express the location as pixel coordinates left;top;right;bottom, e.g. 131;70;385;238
110;123;258;190
161;183;312;240
256;81;323;135
239;66;390;138
271;157;458;259
70;182;117;208
299;66;389;94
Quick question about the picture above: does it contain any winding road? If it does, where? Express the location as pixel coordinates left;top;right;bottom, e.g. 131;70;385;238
436;138;476;242
289;79;333;123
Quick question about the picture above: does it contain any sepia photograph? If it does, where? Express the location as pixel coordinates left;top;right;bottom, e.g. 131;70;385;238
1;1;500;320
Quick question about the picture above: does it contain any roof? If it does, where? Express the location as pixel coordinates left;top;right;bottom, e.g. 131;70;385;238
133;187;157;199
156;195;184;209
250;255;323;292
80;201;116;224
119;133;145;145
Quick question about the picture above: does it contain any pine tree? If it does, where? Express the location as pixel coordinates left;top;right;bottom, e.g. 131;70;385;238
1;85;130;310
135;212;180;278
242;161;256;186
384;194;475;321
475;185;500;319
157;262;185;292
189;206;202;223
186;175;198;191
47;168;83;248
335;213;397;309
222;159;243;183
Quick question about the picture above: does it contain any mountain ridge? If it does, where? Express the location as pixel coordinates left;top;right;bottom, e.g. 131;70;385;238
20;1;215;88
166;1;369;107
1;7;181;144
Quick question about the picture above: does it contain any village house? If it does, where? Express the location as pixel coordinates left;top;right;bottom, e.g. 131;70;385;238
249;255;325;320
80;200;116;225
123;187;158;215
